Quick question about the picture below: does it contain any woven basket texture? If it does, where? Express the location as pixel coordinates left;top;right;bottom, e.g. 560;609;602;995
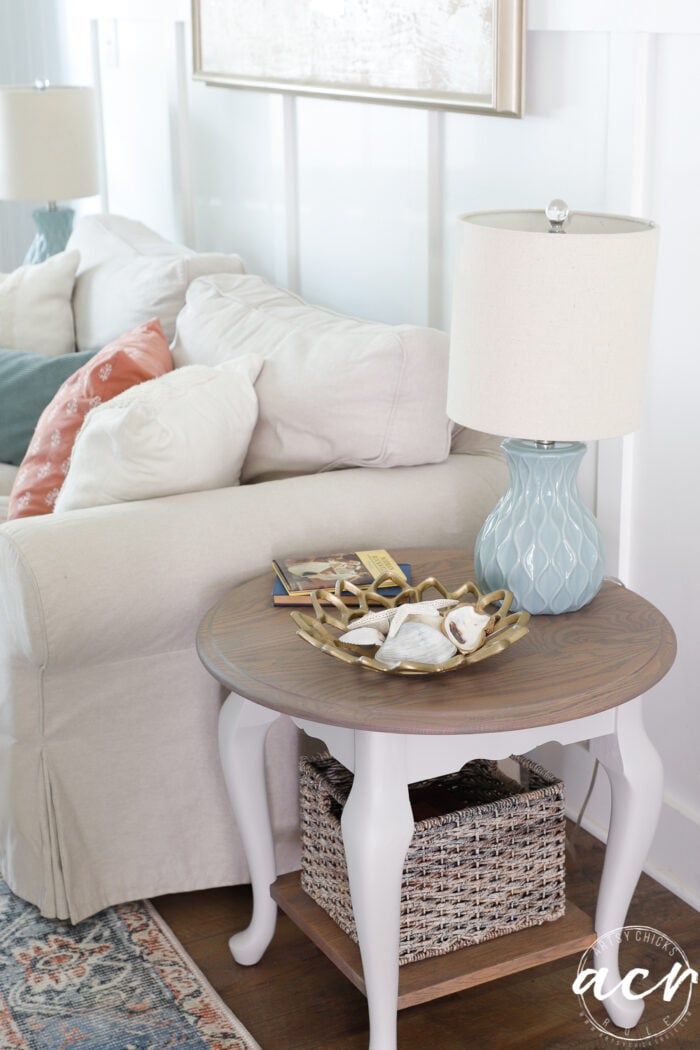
299;753;566;965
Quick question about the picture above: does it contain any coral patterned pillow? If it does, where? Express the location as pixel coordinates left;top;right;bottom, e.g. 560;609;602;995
7;319;173;519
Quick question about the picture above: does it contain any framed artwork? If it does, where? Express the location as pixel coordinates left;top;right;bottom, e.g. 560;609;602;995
192;0;525;117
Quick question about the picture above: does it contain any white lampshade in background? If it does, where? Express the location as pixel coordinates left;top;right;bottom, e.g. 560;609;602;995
0;83;99;263
448;210;659;443
0;84;98;201
448;205;659;616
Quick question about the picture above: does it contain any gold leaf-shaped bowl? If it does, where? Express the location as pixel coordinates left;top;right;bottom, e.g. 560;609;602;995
291;573;530;675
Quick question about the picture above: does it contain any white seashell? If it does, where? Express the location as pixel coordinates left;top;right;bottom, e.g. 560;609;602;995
347;608;395;633
375;621;457;668
399;597;460;616
352;597;458;635
338;626;385;647
442;604;493;654
386;605;443;639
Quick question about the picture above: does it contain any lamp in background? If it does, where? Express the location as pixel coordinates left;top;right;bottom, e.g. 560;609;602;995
448;202;659;615
0;81;99;264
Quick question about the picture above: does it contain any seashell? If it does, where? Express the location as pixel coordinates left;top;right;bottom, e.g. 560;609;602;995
386;605;443;639
398;597;460;615
352;597;458;635
442;604;494;654
375;621;457;668
338;626;385;647
347;608;395;633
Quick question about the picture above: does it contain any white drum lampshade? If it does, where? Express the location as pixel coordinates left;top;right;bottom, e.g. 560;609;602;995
0;83;99;263
448;204;659;614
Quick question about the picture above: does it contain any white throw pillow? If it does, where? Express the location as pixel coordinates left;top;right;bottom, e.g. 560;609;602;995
67;214;246;353
172;274;453;482
53;354;263;512
0;250;79;357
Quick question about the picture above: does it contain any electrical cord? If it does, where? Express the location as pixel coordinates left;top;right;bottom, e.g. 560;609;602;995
566;758;600;862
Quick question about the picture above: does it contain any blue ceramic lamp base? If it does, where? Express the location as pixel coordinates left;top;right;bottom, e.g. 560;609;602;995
475;438;605;615
24;206;75;265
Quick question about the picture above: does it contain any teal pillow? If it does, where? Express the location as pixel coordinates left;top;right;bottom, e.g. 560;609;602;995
0;349;96;466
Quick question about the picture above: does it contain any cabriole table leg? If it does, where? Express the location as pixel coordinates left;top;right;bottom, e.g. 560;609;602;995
218;693;280;965
341;731;414;1050
590;697;664;1029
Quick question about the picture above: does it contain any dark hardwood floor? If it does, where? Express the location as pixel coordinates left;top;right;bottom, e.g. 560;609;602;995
154;824;700;1049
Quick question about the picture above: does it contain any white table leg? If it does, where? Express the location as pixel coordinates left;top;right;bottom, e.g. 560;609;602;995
218;692;280;965
341;731;414;1050
590;697;664;1029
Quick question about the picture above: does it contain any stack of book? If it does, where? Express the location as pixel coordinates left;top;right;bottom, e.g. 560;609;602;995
272;549;410;606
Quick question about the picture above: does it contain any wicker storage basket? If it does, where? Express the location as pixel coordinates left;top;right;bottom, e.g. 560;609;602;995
299;753;566;965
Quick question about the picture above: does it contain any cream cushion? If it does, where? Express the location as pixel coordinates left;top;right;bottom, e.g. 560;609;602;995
67;214;246;353
0;250;79;357
172;274;453;482
54;354;263;512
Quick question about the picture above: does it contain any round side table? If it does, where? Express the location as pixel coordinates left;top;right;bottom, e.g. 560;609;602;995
197;548;676;1050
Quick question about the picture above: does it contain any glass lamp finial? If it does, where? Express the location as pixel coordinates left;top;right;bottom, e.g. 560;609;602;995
546;199;570;233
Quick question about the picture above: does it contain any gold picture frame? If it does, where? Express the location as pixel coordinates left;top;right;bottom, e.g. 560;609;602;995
192;0;525;117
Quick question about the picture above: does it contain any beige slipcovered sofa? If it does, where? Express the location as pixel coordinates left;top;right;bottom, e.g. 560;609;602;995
0;216;507;922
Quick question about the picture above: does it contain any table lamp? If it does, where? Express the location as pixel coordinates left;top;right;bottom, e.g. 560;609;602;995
0;81;99;264
448;202;659;615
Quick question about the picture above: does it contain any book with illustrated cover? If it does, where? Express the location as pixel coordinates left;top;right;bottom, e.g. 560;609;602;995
272;563;411;606
272;550;409;605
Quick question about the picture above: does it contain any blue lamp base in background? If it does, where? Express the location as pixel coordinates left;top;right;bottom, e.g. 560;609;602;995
24;205;75;265
475;438;605;615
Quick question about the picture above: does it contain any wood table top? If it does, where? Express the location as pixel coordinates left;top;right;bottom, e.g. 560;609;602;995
196;548;676;735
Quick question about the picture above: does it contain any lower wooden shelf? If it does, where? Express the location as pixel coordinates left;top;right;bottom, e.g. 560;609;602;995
271;871;596;1010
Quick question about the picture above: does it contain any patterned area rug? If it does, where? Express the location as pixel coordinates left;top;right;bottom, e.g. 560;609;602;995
0;878;261;1049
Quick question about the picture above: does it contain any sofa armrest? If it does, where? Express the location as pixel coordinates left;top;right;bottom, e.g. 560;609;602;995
0;454;506;667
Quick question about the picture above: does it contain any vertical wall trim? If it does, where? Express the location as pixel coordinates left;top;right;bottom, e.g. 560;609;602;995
618;36;657;587
168;19;194;245
614;433;638;584
282;93;301;293
597;32;658;584
427;109;446;329
628;33;657;217
89;18;110;213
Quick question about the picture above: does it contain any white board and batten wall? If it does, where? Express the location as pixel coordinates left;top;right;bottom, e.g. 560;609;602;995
3;0;698;908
